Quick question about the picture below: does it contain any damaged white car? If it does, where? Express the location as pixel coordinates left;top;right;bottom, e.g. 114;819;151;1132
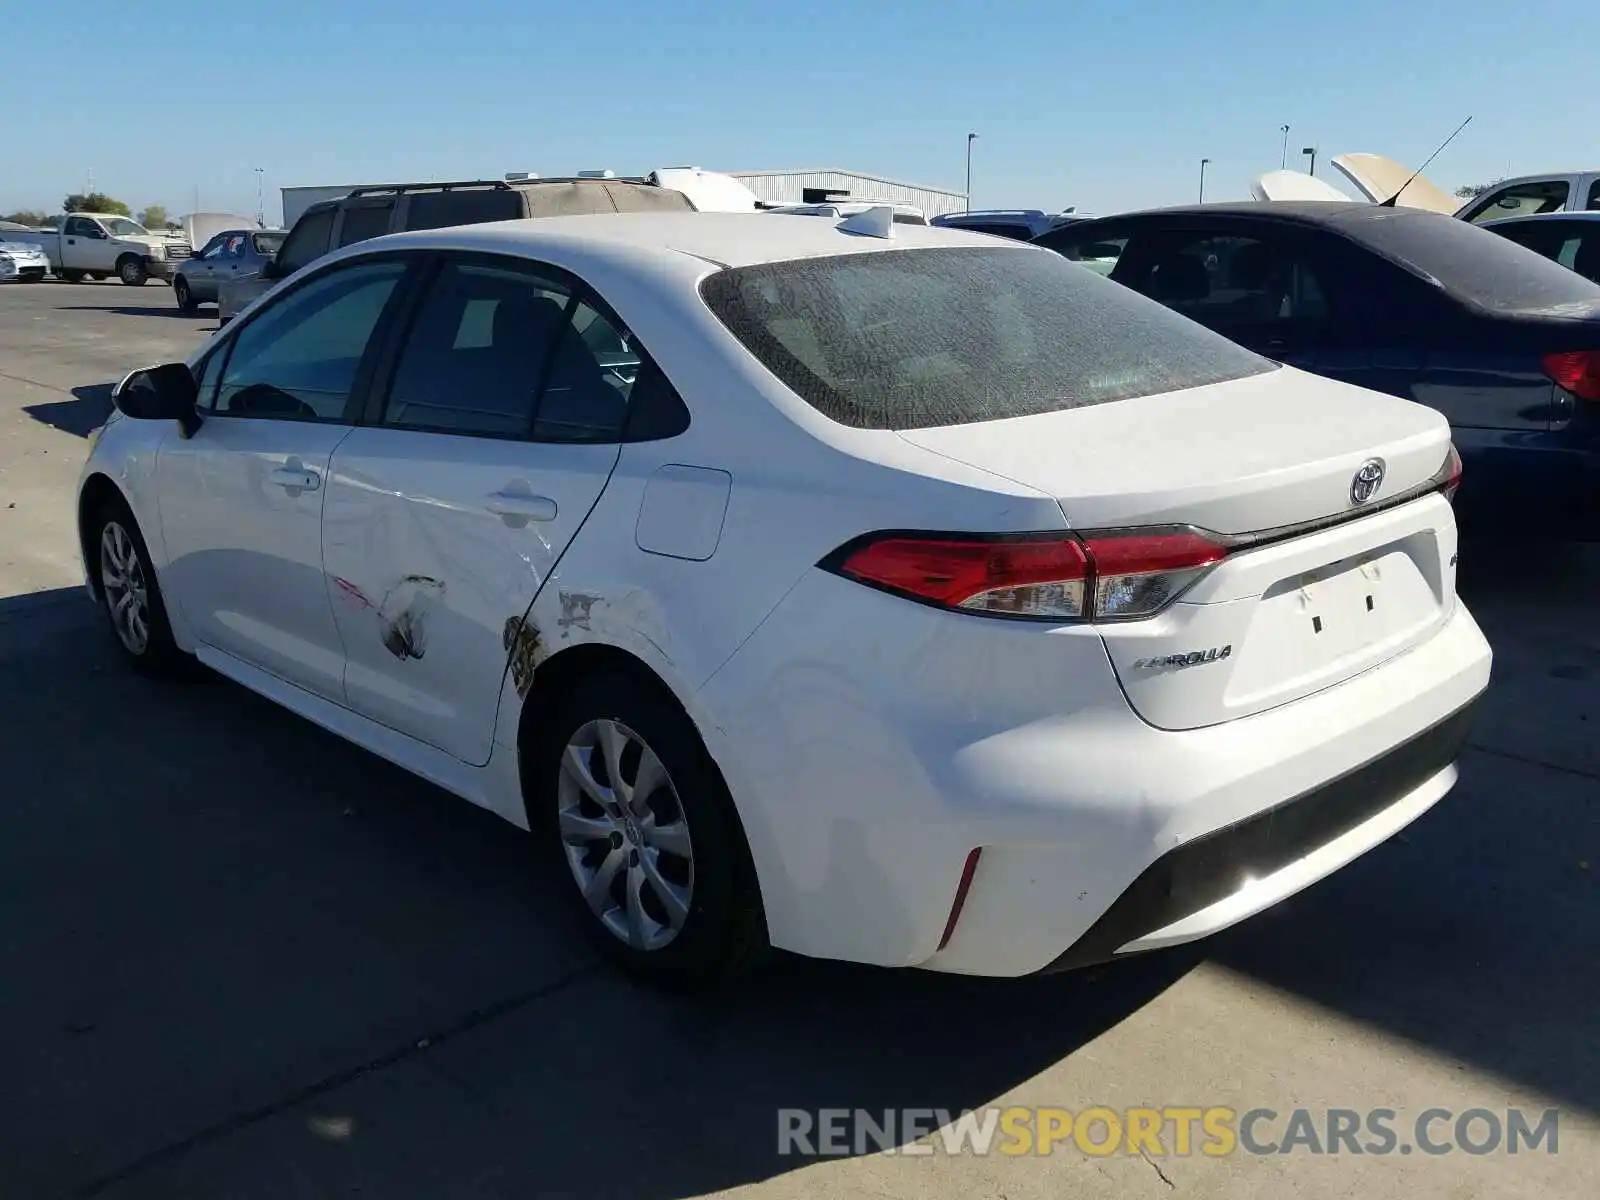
77;211;1490;986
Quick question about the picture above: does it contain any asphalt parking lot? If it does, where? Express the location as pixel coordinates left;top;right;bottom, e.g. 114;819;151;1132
1;279;1595;1199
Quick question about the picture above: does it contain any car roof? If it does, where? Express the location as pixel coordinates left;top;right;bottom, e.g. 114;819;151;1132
374;210;1016;269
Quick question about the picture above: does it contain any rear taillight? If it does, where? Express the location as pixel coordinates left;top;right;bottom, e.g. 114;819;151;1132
826;526;1228;622
1542;350;1600;401
1437;443;1463;502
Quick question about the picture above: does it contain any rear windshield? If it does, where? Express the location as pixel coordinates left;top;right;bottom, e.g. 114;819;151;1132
1348;210;1600;313
699;246;1275;429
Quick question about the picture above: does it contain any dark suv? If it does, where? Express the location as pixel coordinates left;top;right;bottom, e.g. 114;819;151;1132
217;176;696;322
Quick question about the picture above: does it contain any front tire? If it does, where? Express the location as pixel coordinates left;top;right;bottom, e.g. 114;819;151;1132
530;670;767;987
117;256;149;286
90;499;190;678
173;276;197;312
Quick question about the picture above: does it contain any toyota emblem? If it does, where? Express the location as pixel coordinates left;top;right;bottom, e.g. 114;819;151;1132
1350;458;1386;506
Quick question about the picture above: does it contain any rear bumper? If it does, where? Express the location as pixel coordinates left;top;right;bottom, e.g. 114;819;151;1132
702;566;1493;977
1038;695;1478;973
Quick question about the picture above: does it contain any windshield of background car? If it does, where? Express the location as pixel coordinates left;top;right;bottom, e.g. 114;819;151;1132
1349;210;1600;313
252;232;286;255
698;246;1276;429
102;219;147;236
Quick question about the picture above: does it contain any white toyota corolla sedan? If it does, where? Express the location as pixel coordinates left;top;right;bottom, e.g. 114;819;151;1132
78;209;1491;985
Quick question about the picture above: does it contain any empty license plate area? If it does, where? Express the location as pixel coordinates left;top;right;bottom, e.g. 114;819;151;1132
1224;547;1445;709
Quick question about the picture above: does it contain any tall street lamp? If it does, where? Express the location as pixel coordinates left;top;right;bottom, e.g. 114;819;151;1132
1280;125;1290;169
966;133;978;209
254;167;265;226
1199;157;1211;203
1302;146;1317;177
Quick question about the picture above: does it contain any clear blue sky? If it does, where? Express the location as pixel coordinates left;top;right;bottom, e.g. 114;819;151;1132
2;0;1590;224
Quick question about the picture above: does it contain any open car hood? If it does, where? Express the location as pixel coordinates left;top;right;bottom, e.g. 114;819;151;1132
1329;154;1460;214
183;211;259;251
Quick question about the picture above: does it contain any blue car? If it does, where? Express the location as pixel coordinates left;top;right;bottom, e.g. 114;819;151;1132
1035;202;1600;536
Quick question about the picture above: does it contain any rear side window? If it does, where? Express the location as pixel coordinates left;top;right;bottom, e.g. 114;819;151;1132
277;208;334;274
337;203;394;248
1349;211;1600;313
403;189;523;232
699;247;1275;430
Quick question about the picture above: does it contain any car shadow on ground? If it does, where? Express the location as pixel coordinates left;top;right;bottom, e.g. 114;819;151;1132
0;587;1201;1198
53;304;210;320
1207;536;1599;1115
22;382;114;437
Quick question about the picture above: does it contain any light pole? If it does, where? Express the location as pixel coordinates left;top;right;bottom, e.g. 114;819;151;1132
254;167;265;226
965;133;978;209
1280;125;1290;169
1199;157;1211;203
1302;146;1317;177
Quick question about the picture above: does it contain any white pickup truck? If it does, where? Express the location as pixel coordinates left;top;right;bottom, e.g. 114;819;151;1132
6;213;190;285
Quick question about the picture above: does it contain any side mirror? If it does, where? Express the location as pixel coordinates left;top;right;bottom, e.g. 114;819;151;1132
259;259;282;280
89;227;108;239
112;363;202;438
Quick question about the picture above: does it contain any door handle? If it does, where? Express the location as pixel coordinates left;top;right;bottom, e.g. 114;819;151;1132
485;490;557;525
269;465;321;492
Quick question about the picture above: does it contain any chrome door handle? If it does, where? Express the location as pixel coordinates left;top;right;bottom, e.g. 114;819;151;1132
485;491;557;525
269;466;321;492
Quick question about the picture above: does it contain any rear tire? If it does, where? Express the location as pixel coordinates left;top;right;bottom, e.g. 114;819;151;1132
528;669;767;988
173;276;197;312
88;497;192;679
117;256;148;286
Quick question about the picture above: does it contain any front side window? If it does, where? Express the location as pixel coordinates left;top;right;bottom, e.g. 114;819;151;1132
1465;179;1569;224
700;246;1274;430
1588;180;1600;211
197;234;229;261
336;203;394;248
277;208;335;274
215;260;406;421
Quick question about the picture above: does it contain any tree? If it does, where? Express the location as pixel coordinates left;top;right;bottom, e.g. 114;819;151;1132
1;210;51;228
1454;180;1502;200
63;192;131;216
136;205;170;230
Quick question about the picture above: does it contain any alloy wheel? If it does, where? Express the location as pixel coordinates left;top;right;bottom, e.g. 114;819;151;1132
556;719;695;951
99;520;150;655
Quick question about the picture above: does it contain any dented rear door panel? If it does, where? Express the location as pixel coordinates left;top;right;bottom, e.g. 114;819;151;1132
321;430;621;765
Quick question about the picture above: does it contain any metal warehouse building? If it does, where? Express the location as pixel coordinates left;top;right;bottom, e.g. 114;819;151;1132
281;166;967;227
725;168;967;216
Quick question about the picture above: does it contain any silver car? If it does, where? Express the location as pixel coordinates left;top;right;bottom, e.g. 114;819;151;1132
172;229;284;313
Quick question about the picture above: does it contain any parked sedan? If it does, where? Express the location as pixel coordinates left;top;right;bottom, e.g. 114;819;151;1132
172;228;285;312
1035;203;1600;536
0;235;49;282
1482;212;1600;285
80;212;1488;985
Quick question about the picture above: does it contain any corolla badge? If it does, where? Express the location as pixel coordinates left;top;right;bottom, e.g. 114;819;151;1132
1350;458;1386;506
1132;645;1232;671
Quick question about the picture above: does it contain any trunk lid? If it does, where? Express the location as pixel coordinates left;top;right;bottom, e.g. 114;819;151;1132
896;366;1451;536
898;368;1460;729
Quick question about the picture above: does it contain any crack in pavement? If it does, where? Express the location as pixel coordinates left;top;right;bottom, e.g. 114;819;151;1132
1465;740;1598;782
63;965;598;1200
1138;1147;1176;1189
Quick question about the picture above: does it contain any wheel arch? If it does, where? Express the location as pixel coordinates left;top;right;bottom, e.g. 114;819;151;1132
512;639;769;912
78;472;130;602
